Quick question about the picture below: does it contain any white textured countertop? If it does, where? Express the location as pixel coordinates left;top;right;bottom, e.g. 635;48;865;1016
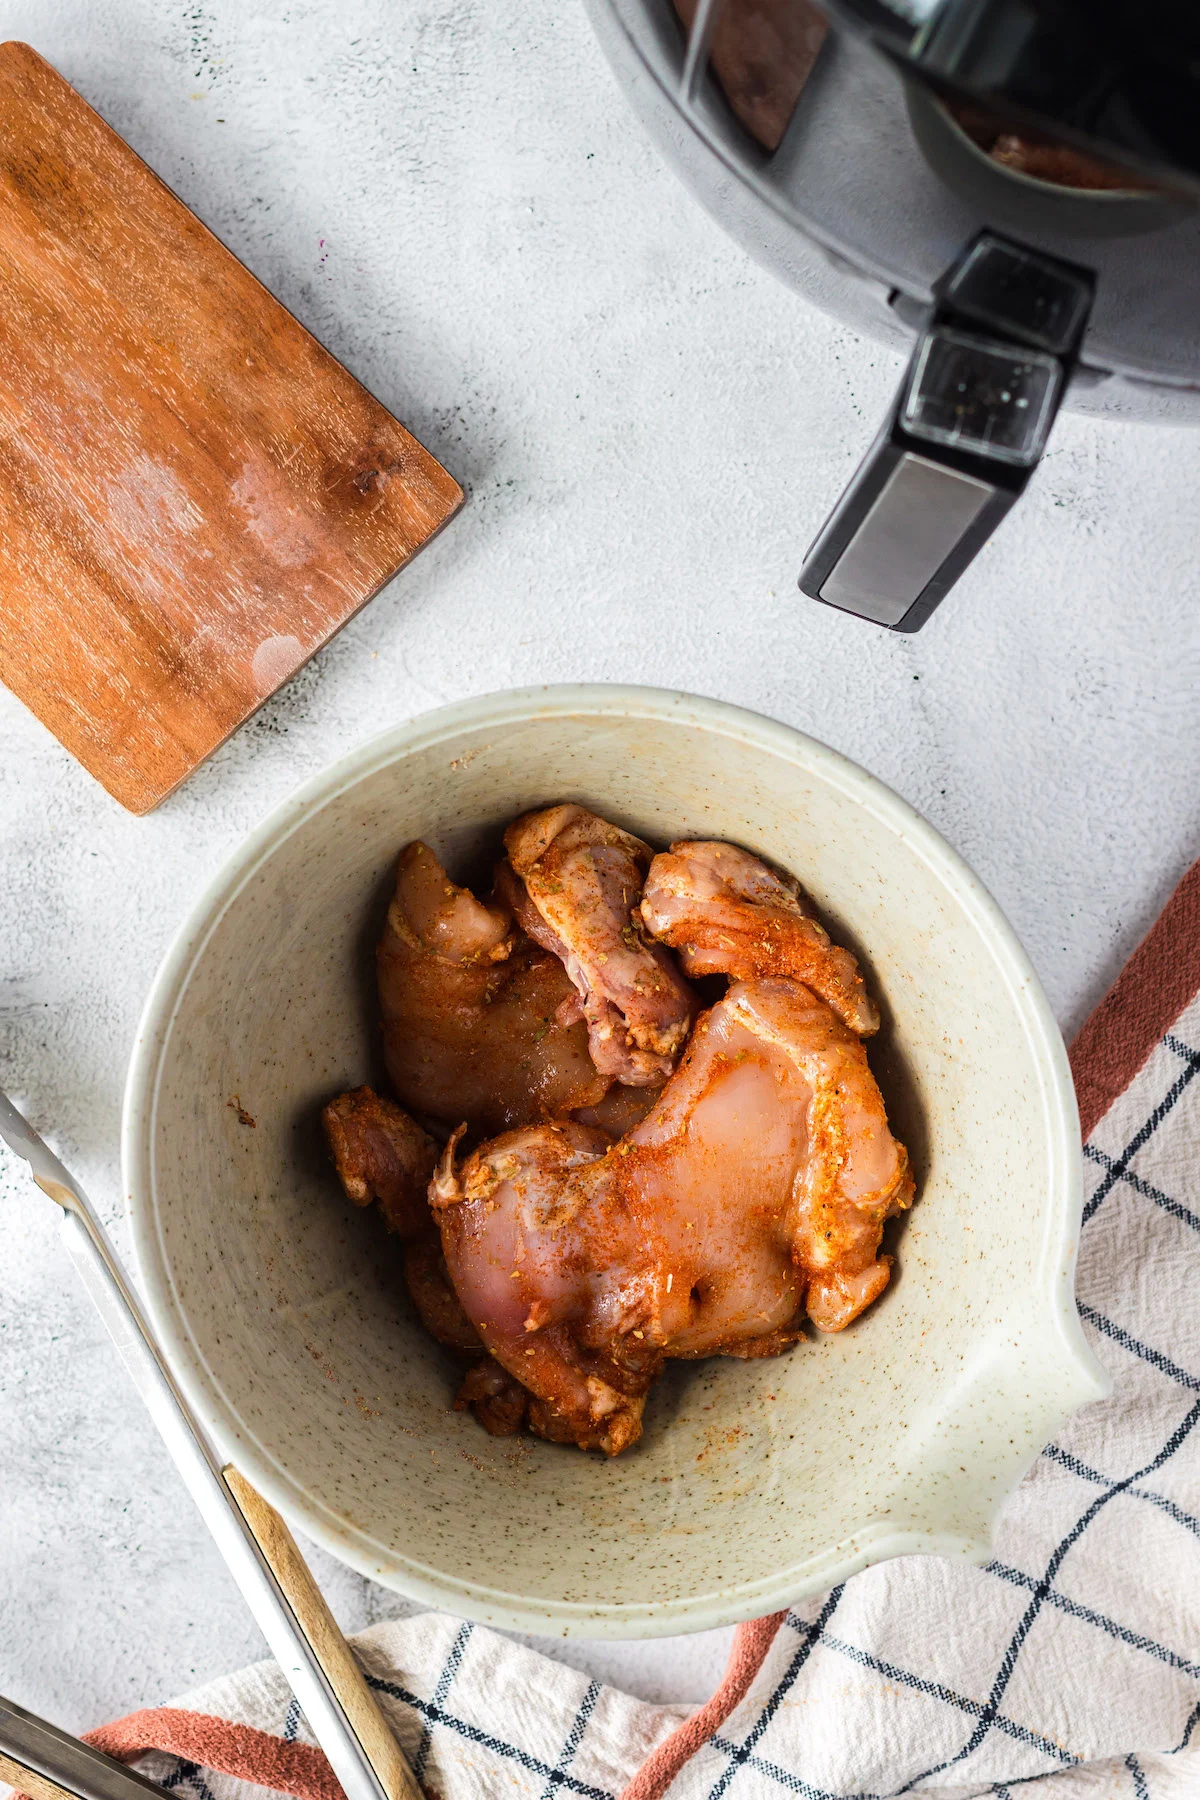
2;0;1199;1740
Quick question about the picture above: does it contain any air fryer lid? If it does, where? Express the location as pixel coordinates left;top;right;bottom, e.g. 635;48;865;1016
823;0;1200;196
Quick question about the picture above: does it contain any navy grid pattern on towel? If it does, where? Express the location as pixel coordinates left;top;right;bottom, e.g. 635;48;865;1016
134;995;1200;1800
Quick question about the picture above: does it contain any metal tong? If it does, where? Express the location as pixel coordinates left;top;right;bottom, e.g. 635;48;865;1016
0;1091;422;1800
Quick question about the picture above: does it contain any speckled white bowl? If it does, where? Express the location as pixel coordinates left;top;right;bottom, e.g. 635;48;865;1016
124;685;1108;1637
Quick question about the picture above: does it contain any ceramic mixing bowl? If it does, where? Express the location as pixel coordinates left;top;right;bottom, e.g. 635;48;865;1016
124;685;1107;1637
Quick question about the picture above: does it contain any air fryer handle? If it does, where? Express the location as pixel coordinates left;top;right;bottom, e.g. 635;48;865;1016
800;231;1094;632
800;433;1014;632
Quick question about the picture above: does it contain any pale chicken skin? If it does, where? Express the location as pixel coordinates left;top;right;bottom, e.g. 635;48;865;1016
503;806;698;1085
640;839;879;1036
433;977;912;1455
378;841;608;1140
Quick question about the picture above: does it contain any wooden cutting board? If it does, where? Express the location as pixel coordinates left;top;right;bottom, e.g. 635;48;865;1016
0;42;463;813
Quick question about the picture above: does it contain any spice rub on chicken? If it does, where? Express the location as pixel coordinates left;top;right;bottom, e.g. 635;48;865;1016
322;806;913;1456
377;840;609;1140
640;839;879;1035
433;960;911;1456
324;820;677;1410
322;1087;438;1239
501;805;698;1086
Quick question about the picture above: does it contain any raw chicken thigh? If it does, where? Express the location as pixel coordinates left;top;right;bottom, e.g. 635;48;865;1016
324;807;913;1457
640;838;879;1035
322;1085;483;1362
322;1087;437;1239
327;828;673;1392
377;840;608;1139
434;969;910;1455
501;805;697;1085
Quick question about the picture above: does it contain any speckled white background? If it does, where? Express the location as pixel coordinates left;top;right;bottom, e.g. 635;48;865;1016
1;0;1199;1741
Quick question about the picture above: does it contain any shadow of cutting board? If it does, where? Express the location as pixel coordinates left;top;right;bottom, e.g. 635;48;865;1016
0;42;463;813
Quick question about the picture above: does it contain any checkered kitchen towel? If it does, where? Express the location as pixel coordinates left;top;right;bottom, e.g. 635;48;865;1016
56;862;1200;1800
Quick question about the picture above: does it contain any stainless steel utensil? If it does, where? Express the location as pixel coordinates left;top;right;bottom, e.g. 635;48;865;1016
0;1692;176;1800
0;1090;421;1800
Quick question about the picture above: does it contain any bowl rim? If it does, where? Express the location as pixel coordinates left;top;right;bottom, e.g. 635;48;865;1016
123;682;1110;1637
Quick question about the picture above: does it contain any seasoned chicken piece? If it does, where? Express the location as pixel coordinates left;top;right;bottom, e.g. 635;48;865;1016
378;842;608;1139
454;1356;530;1437
322;1086;438;1238
503;805;698;1086
640;839;879;1036
433;1119;657;1454
322;1091;482;1351
404;1231;483;1351
433;979;912;1454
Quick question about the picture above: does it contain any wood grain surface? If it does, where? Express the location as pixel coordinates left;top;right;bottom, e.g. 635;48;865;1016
0;1751;83;1800
0;1745;167;1800
0;42;463;812
221;1466;424;1800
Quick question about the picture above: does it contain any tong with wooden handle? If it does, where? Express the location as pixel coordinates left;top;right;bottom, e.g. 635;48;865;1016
0;1091;422;1800
0;1691;176;1800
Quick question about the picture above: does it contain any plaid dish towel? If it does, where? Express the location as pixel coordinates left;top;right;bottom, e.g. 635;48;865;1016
53;864;1200;1800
